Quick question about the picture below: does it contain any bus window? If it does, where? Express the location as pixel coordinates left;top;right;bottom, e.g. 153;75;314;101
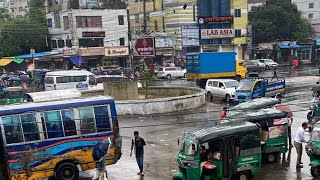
61;109;77;136
79;107;96;134
20;113;40;142
42;111;64;138
94;106;111;132
2;116;23;144
56;77;67;83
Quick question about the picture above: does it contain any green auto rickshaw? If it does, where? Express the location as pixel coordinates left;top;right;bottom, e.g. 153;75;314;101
237;109;288;163
173;121;262;180
4;87;24;105
306;123;320;177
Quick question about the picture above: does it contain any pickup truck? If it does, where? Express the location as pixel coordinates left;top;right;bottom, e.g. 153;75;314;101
235;79;285;103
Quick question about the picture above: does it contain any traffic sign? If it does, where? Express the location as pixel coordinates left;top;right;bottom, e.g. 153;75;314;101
133;37;155;57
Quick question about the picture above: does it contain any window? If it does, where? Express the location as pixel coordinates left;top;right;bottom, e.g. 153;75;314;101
42;111;64;139
20;114;40;142
63;16;69;30
154;20;158;31
135;14;140;23
61;110;77;136
208;81;213;86
58;40;65;48
47;18;53;27
45;77;54;84
135;0;138;2
78;38;104;47
218;82;225;89
212;81;218;87
118;15;124;25
76;16;102;28
120;38;125;46
309;3;314;8
235;9;241;17
235;29;241;37
94;106;111;132
51;40;57;48
79;107;96;134
66;39;72;47
3;116;23;144
54;12;61;28
56;77;67;83
308;13;314;19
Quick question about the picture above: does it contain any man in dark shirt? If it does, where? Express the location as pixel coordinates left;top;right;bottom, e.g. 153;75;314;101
130;131;146;176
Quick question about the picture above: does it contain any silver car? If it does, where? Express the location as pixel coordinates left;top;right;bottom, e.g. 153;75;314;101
157;67;187;79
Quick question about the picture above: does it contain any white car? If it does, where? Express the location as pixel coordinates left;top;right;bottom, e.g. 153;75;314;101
157;67;187;79
205;79;239;102
257;59;278;69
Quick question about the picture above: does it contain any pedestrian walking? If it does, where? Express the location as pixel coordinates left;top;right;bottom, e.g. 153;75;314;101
271;67;278;81
130;131;146;176
294;122;308;168
92;138;111;180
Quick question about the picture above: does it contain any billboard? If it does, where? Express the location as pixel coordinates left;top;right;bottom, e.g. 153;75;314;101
181;26;199;46
133;37;155;57
198;16;233;25
200;29;234;39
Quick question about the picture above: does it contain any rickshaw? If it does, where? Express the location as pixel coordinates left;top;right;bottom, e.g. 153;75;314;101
4;87;24;105
306;122;320;177
228;97;281;118
307;84;320;132
173;120;262;180
237;109;288;163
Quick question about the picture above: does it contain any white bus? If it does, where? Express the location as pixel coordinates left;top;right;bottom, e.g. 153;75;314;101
44;70;95;91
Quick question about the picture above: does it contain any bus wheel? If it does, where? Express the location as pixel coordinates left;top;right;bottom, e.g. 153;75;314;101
311;167;320;177
267;153;276;163
55;162;79;180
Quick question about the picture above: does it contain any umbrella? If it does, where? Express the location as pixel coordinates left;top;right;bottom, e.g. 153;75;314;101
92;138;111;162
275;104;293;118
312;85;320;92
8;76;21;81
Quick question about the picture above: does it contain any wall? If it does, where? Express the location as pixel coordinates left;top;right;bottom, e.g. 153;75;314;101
231;0;248;45
103;81;139;100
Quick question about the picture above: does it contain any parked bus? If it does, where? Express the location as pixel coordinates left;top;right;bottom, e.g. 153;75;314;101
0;96;121;180
44;70;95;91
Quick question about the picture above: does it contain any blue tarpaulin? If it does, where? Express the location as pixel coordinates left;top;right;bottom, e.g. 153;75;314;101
15;51;60;59
280;44;301;49
69;56;84;65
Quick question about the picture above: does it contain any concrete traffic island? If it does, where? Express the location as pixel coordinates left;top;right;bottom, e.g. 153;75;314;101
81;85;206;116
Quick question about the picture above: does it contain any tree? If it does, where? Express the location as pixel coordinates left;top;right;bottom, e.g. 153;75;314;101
252;0;314;44
0;0;49;57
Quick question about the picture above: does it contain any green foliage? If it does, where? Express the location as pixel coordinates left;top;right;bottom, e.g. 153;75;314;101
252;0;314;44
0;0;49;57
142;67;152;98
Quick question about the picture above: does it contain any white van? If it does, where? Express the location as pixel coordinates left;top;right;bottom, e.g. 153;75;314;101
44;70;95;91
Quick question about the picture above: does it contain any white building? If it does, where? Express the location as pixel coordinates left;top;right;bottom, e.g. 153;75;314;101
292;0;320;37
7;0;29;17
46;9;130;68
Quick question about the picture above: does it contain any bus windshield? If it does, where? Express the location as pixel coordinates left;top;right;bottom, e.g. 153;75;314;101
237;80;255;92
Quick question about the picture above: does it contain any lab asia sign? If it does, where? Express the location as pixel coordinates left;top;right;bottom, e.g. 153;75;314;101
200;29;234;39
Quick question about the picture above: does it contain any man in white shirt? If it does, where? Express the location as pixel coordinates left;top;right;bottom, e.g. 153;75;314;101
294;122;308;168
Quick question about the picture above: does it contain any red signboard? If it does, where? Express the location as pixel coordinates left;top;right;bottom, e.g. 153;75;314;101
133;37;155;57
198;16;233;25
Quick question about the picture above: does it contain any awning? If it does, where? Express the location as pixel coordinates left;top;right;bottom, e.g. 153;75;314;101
11;58;24;64
0;59;12;66
280;44;301;49
69;56;84;65
15;51;60;59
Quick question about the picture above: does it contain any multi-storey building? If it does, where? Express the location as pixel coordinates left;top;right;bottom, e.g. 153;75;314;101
292;0;320;37
46;0;130;69
7;0;29;17
198;0;249;59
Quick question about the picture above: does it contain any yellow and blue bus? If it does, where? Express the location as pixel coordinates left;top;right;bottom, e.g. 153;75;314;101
0;96;122;180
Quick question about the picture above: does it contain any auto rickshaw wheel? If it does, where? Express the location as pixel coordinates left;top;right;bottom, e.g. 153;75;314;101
266;153;276;163
311;167;320;177
238;172;250;180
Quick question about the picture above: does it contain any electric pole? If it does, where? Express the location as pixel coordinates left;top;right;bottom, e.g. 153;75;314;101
143;0;147;32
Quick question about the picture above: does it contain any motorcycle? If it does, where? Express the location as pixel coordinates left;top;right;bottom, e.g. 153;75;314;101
307;86;320;132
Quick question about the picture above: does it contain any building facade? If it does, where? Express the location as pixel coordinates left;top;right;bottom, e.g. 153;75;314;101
198;0;249;60
7;0;29;17
46;0;130;69
292;0;320;37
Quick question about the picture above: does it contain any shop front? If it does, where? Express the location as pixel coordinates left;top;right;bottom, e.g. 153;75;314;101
79;47;105;70
255;43;274;59
104;47;129;68
277;41;312;63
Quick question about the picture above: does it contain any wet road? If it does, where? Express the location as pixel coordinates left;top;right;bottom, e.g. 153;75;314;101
99;75;320;180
